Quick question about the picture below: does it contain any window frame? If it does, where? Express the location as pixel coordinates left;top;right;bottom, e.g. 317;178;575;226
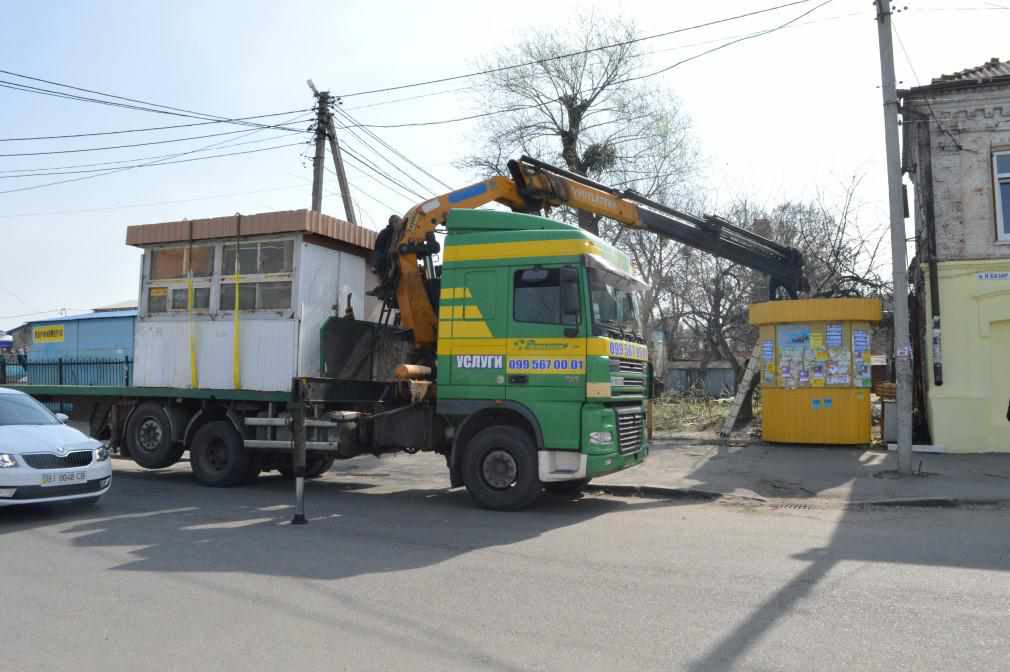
140;235;298;319
511;265;581;326
994;150;1010;242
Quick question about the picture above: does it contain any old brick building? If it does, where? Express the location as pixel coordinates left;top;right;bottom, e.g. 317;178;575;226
902;57;1010;452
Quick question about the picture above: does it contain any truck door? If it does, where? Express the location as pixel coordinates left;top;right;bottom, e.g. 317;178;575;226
506;265;586;450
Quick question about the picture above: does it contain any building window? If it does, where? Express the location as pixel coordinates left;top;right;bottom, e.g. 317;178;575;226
219;282;292;311
170;287;210;311
149;246;214;279
223;240;293;275
995;151;1010;241
147;287;168;313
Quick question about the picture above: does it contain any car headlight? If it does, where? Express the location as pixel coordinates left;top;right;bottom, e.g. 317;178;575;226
93;445;110;462
589;431;613;445
0;453;17;468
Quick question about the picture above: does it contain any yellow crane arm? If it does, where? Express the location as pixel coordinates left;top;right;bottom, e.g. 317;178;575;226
374;156;806;351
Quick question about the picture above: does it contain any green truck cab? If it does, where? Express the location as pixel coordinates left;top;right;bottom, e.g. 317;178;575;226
433;209;649;509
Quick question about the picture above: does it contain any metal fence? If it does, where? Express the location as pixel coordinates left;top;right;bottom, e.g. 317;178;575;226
0;356;132;387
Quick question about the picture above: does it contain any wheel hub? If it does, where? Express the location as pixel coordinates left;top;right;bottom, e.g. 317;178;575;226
204;438;228;472
481;449;518;490
137;418;163;452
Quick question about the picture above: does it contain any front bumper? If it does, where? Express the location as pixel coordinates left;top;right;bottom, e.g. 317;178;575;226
586;442;648;478
0;460;112;506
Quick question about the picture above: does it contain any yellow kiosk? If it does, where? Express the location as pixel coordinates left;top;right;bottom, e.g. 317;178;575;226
749;298;882;445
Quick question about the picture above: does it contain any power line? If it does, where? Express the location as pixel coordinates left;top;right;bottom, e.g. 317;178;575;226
0;184;306;219
624;0;835;83
333;0;820;99
328;165;416;205
334;106;452;189
339;0;835;130
0;72;306;132
892;24;964;151
0;131;305;175
0;135;306;178
337;146;428;200
0;119;310;157
344;85;474;111
0;109;310;142
0;141;306;196
332;110;442;195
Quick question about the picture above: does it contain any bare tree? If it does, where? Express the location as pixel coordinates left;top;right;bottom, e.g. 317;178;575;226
459;16;697;236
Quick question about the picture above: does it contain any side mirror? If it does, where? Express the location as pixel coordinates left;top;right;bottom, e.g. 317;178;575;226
560;267;581;326
55;413;69;424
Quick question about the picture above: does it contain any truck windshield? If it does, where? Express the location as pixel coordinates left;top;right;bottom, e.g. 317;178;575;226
588;267;642;337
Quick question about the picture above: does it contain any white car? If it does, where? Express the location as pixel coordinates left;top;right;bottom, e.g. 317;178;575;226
0;388;111;507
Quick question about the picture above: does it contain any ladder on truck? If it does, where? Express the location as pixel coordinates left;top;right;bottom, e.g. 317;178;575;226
719;342;763;443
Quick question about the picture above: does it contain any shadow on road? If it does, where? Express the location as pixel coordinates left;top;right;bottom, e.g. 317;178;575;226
0;467;691;583
679;441;1010;671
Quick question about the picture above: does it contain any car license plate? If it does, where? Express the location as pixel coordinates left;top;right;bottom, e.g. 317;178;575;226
41;471;87;487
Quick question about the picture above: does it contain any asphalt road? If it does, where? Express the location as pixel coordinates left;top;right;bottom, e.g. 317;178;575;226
2;460;1009;672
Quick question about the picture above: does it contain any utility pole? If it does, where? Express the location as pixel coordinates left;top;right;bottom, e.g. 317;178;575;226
307;81;357;223
309;85;329;213
874;0;914;474
326;112;358;225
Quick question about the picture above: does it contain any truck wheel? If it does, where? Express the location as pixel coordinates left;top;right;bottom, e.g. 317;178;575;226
544;478;591;495
189;420;253;487
461;426;541;511
125;402;184;469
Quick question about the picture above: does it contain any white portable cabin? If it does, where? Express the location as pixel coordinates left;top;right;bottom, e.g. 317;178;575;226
125;210;379;392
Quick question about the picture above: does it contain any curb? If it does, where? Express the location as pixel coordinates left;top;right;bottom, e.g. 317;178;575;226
845;496;1010;508
584;483;764;503
588;485;1010;509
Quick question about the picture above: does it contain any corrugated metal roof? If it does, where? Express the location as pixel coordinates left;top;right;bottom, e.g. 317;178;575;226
934;57;1010;84
125;209;377;251
32;310;137;324
92;299;137;312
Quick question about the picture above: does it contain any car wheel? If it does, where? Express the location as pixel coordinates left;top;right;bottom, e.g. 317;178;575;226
125;403;184;469
544;478;591;495
189;420;253;487
462;425;541;511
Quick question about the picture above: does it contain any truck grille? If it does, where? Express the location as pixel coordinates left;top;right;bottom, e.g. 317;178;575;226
22;451;93;469
616;410;644;454
614;359;646;374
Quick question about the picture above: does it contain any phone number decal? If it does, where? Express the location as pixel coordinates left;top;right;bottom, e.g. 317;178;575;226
508;358;585;374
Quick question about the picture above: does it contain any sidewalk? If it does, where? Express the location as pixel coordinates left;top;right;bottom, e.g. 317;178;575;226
593;431;1010;507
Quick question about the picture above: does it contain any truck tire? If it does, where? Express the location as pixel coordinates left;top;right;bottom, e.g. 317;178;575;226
276;453;335;479
125;402;184;469
189;420;254;487
461;425;541;511
544;478;591;495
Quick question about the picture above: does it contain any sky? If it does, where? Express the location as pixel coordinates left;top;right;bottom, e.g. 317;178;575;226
0;0;1007;328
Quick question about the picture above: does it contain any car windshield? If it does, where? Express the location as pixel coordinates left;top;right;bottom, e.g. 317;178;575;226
0;394;60;426
588;267;642;336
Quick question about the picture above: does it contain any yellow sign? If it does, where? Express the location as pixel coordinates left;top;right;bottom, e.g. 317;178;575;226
33;325;64;343
149;287;167;297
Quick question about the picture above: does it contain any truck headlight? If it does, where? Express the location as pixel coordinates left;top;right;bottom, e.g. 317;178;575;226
93;445;110;462
0;453;17;468
589;431;613;445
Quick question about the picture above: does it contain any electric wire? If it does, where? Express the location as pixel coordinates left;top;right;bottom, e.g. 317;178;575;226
332;0;821;99
337;145;428;200
0;121;309;157
339;0;835;129
0;109;311;142
334;106;451;189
